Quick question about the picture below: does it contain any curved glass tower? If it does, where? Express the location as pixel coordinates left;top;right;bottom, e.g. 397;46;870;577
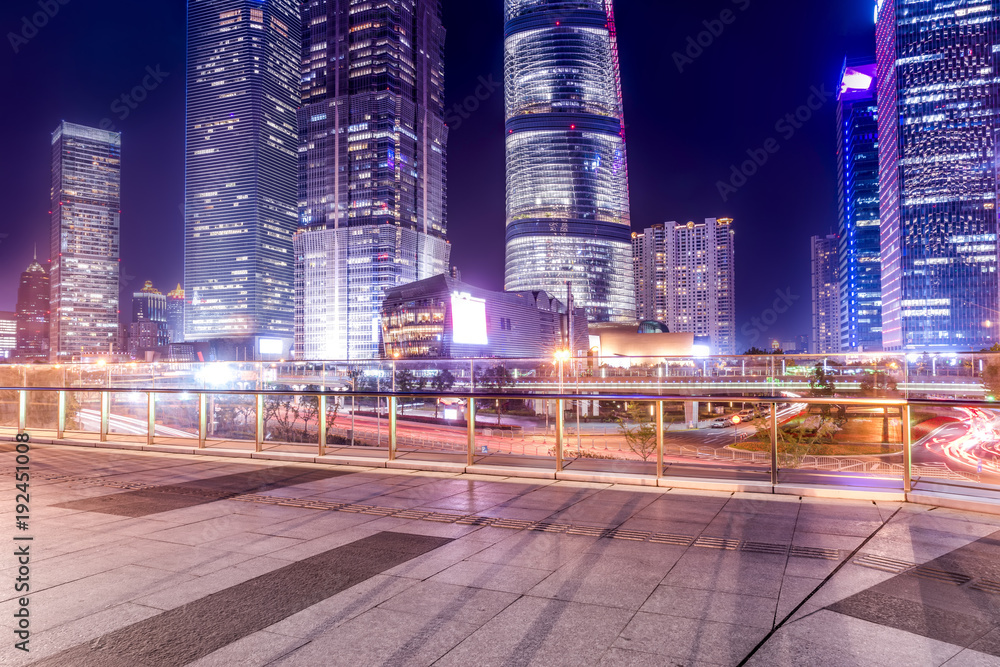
503;0;635;323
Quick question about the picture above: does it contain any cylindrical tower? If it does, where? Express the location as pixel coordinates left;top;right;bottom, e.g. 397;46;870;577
503;0;635;324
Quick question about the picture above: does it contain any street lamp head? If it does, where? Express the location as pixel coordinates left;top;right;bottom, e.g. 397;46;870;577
554;350;570;362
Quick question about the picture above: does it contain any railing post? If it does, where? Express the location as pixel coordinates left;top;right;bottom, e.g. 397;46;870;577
255;393;264;452
902;403;912;493
655;399;664;478
147;391;155;446
769;403;778;486
556;398;565;472
57;390;66;439
198;393;207;449
100;391;109;442
318;394;327;457
467;396;476;467
388;396;397;460
17;390;26;433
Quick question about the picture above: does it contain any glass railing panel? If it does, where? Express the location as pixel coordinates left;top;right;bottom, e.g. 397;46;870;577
662;399;771;483
108;391;149;438
261;394;323;454
776;400;904;490
25;391;58;431
559;398;658;479
206;393;256;445
153;392;199;441
910;402;1000;500
66;391;101;434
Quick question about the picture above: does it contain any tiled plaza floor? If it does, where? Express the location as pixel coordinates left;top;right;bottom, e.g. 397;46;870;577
3;443;1000;666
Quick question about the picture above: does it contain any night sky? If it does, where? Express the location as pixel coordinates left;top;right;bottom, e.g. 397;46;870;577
0;0;875;348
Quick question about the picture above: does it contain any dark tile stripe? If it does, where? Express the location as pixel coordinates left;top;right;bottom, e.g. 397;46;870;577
827;529;1000;655
53;467;352;517
29;532;451;667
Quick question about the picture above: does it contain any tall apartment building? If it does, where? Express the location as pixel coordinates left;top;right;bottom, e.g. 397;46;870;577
632;225;667;322
0;313;16;360
503;0;635;324
811;234;840;354
49;122;121;361
294;0;450;360
876;1;1000;350
837;59;882;352
15;254;49;362
633;219;736;355
184;0;301;356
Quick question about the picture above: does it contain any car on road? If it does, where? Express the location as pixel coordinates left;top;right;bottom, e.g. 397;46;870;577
738;409;755;420
710;417;732;429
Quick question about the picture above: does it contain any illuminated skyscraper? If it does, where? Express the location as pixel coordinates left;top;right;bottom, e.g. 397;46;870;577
876;0;1000;350
294;0;450;360
503;0;635;323
811;234;840;355
15;254;49;362
50;122;121;361
129;281;169;357
166;283;185;343
837;59;881;352
184;0;300;355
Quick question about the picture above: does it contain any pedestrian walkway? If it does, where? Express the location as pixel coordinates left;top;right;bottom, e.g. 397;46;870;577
3;442;1000;666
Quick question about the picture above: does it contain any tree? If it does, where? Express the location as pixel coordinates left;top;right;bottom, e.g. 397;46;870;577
617;402;658;462
479;364;516;425
394;369;415;414
809;362;836;416
744;347;769;356
430;369;456;419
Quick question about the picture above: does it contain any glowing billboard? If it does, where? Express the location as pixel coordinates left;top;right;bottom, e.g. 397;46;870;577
451;293;488;346
258;338;283;355
839;63;876;101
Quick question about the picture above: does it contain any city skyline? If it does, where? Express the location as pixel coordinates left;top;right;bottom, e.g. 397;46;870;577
1;1;876;349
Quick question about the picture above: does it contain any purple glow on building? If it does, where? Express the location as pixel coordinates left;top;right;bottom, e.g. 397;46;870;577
839;64;876;101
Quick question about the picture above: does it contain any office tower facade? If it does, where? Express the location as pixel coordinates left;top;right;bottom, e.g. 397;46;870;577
660;218;736;355
811;234;840;355
294;0;450;360
632;225;667;322
876;1;1000;350
15;255;50;362
184;0;301;355
50;122;121;361
503;0;635;324
166;284;185;343
129;281;169;356
0;313;16;360
837;60;882;352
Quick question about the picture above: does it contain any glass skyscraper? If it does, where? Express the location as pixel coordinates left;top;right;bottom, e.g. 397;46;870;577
50;122;121;361
503;0;635;324
811;234;841;355
876;0;1000;350
294;0;450;360
837;60;882;352
184;0;300;353
15;254;49;362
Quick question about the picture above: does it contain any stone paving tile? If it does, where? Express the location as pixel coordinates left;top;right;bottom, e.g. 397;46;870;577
598;647;719;667
264;573;418;639
641;584;779;629
774;575;823;623
186;630;308;667
779;610;965;666
467;531;600;571
430;560;553;594
527;551;677;610
200;531;304;556
376;580;519;626
945;648;1000;666
131;556;295;610
702;510;798;542
434;597;634;667
660;550;789;599
248;509;383;540
271;607;481;667
743;629;866;667
420;491;526;514
612;611;766;665
0;565;195;633
382;537;496;581
724;493;802;516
